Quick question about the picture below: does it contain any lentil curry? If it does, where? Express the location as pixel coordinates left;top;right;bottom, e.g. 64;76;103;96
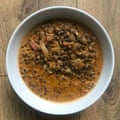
19;20;103;102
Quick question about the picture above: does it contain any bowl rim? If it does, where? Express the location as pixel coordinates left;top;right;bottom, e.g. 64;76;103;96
6;6;115;115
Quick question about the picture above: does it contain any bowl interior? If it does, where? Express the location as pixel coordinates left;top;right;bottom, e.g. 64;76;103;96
6;6;114;115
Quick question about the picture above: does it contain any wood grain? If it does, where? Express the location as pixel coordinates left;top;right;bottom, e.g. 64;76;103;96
0;0;120;120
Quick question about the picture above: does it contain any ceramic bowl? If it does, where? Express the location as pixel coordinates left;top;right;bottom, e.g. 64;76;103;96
6;6;115;115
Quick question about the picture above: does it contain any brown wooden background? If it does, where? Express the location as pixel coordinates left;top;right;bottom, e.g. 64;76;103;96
0;0;120;120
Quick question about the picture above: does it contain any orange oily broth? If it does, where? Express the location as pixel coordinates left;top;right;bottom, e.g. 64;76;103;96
19;20;103;102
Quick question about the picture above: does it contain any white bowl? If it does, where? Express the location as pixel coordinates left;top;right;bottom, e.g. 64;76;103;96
6;6;115;115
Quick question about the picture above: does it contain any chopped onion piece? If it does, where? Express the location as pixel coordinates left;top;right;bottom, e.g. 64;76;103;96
40;39;49;57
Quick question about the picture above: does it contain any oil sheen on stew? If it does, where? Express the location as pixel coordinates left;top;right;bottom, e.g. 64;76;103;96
19;20;103;102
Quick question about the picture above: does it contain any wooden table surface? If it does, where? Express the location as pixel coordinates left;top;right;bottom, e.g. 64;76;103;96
0;0;120;120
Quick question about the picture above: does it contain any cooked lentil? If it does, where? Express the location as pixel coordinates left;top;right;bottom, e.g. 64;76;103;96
19;20;103;102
